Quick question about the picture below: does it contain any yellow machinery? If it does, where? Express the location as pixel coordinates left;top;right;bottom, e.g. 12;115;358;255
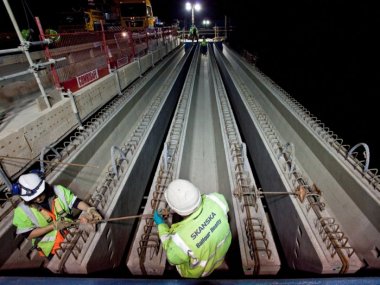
118;0;156;30
84;9;105;31
58;9;105;32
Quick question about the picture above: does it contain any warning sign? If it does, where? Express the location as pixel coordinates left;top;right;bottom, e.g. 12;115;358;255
76;69;99;88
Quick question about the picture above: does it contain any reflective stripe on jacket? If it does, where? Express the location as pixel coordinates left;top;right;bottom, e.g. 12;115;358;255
158;193;231;278
12;185;77;256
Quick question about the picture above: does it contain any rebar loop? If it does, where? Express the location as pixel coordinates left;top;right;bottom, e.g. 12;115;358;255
245;218;272;259
136;48;198;273
210;50;272;272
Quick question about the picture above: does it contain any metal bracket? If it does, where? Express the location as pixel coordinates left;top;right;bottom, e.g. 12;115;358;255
135;57;143;78
111;68;123;96
111;146;127;178
30;57;66;72
61;89;84;130
347;143;370;172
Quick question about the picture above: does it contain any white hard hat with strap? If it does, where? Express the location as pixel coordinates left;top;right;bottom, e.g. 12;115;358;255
164;179;201;216
17;173;46;202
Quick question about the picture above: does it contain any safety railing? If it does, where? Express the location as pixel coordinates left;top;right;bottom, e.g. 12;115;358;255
1;11;179;99
44;27;178;93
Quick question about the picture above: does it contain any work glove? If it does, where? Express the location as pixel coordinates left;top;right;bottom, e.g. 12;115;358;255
153;210;165;225
53;220;72;231
86;207;102;222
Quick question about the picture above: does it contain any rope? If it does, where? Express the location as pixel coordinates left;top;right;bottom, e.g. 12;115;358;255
21;0;35;30
69;214;154;227
71;209;170;226
0;156;99;169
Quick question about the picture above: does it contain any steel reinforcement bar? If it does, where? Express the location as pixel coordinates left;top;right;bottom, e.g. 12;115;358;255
209;46;280;275
46;47;192;274
127;46;201;276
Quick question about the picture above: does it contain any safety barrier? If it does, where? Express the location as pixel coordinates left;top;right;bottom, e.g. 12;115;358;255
44;27;178;93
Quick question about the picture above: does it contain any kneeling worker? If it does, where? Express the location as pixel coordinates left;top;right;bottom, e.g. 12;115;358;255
12;172;102;258
154;179;231;278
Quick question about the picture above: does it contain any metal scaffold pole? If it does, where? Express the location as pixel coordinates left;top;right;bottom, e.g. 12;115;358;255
225;15;227;39
2;0;51;108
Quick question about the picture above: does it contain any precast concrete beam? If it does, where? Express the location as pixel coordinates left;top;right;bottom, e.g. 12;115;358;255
46;47;192;274
128;45;280;277
214;44;363;274
222;46;380;270
127;46;198;276
208;47;280;275
221;45;380;271
0;47;184;273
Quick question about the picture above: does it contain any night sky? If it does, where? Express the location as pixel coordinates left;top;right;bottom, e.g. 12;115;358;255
2;0;380;168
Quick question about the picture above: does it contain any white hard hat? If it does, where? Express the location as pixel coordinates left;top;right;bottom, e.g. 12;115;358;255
165;179;201;216
18;173;45;202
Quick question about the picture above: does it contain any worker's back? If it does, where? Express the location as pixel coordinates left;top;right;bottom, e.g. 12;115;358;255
189;26;199;42
171;193;231;277
190;25;198;35
201;38;207;55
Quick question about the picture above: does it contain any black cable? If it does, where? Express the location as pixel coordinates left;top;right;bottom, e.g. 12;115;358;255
21;0;35;30
21;0;30;29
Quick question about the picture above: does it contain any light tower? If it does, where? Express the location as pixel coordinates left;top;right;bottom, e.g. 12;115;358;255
186;2;201;26
202;19;210;29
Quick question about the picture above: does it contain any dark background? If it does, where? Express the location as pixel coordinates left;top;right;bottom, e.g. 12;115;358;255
1;0;380;168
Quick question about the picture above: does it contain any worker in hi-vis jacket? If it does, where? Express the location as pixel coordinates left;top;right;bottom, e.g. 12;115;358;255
12;171;102;259
154;179;231;278
189;24;199;43
201;36;207;55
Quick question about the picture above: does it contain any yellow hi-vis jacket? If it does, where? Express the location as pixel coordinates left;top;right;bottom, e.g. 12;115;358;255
189;26;198;36
157;193;231;278
12;185;77;256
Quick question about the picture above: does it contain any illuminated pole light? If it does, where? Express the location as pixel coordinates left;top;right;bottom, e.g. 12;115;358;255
202;19;210;28
186;2;201;26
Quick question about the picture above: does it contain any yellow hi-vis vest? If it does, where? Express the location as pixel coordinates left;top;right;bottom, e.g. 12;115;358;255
189;26;198;36
45;29;60;42
158;193;231;278
12;185;77;256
